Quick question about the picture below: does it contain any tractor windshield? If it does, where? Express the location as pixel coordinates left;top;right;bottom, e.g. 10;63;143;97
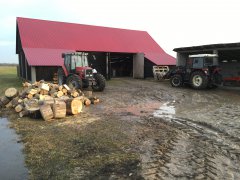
204;57;218;66
75;55;89;67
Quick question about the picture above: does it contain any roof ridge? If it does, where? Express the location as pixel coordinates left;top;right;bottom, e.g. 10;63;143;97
17;17;147;33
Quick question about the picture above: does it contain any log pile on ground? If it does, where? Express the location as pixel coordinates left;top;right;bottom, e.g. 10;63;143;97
0;81;100;121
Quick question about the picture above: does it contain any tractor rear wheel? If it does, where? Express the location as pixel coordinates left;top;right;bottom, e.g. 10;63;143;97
92;74;106;91
191;71;208;89
57;68;66;85
170;74;183;87
66;75;82;89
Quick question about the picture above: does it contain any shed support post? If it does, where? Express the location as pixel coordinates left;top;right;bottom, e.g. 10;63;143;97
177;52;188;66
20;53;24;78
133;53;144;78
31;66;36;82
213;50;218;65
25;56;28;80
106;52;110;80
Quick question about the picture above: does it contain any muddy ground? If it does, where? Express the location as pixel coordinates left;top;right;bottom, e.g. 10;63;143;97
1;78;240;179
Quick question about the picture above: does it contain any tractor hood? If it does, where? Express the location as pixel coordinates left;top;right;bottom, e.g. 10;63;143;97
75;66;92;73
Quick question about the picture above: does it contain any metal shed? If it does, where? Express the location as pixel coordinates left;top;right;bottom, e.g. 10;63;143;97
174;43;240;86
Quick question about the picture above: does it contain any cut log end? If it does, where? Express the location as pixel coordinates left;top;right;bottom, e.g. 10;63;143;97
5;88;18;99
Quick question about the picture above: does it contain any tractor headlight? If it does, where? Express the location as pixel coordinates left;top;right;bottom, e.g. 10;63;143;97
85;69;93;78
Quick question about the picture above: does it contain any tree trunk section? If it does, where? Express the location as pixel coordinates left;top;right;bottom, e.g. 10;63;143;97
40;104;53;121
15;104;23;113
83;97;91;106
66;98;82;115
53;100;66;118
0;96;10;106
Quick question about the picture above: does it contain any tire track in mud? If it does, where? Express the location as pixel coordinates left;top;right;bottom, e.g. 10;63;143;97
141;117;240;179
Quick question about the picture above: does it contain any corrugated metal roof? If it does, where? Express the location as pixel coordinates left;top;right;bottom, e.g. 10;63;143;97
173;42;240;52
17;17;176;66
23;48;72;66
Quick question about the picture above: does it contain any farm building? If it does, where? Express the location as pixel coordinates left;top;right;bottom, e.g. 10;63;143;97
16;17;176;82
174;43;240;86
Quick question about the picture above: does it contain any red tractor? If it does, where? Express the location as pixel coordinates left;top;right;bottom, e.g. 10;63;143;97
57;52;106;91
164;54;222;89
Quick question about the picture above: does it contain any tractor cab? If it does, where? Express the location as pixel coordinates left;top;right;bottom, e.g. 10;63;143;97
187;54;219;69
62;52;93;79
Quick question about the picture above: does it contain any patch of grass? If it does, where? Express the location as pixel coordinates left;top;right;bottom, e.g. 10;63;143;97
0;66;22;96
7;112;141;179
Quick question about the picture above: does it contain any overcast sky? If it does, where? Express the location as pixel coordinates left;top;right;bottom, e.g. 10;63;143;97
0;0;240;63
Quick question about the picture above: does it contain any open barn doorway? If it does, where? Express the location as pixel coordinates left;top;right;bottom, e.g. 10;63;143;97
110;53;133;78
88;52;133;79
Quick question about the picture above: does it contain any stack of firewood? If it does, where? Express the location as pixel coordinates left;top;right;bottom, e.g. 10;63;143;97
0;81;100;121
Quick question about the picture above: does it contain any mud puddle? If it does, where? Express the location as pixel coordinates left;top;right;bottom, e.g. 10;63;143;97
0;118;28;179
153;102;175;119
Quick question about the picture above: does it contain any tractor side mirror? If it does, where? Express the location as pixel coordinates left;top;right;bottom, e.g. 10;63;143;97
62;54;65;58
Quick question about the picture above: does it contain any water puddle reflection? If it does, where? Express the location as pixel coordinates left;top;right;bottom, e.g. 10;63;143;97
0;118;28;179
153;102;175;119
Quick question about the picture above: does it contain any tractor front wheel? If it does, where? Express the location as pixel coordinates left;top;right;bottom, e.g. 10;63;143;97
92;74;106;91
191;71;208;89
66;75;82;89
170;74;183;87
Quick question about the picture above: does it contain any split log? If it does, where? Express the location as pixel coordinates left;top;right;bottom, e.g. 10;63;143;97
27;88;38;95
50;84;59;90
59;85;63;91
89;97;100;105
19;110;29;118
0;96;10;106
62;88;68;94
40;104;53;121
34;94;40;99
22;82;32;88
5;88;18;99
39;83;50;91
57;91;63;98
66;98;82;115
84;91;92;98
0;101;4;108
15;104;23;113
39;94;45;101
5;101;13;108
83;97;91;107
33;81;40;87
19;89;28;98
58;96;70;102
40;89;49;95
18;98;23;104
49;89;58;97
11;97;19;107
77;89;83;96
43;95;54;106
27;94;33;99
70;89;79;98
24;99;39;109
53;100;66;118
63;84;71;91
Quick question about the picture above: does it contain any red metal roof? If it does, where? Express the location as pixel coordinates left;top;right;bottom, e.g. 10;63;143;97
17;17;176;66
23;48;72;66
